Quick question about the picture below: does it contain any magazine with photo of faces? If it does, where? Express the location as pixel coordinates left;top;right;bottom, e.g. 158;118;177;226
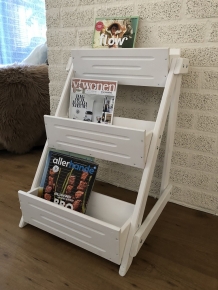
38;150;99;214
92;16;139;49
69;78;117;125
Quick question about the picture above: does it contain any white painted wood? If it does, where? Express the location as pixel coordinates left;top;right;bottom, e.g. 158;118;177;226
119;58;178;276
31;142;49;189
72;48;169;87
25;54;75;227
30;61;76;199
19;142;50;228
86;191;134;227
55;61;74;118
17;48;188;276
18;189;133;264
119;218;132;263
87;192;134;264
174;58;189;74
119;256;133;277
160;75;182;194
130;184;172;257
113;117;155;132
66;56;73;71
169;48;181;57
19;216;27;228
169;48;181;67
113;117;154;163
44;115;149;168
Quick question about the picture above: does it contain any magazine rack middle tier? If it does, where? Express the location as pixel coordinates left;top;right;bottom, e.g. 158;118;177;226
18;48;189;276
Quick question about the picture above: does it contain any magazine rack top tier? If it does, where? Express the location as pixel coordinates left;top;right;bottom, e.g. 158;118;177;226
18;48;189;276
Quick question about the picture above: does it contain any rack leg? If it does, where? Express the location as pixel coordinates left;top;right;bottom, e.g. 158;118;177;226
160;75;182;194
119;255;133;277
19;216;27;228
130;184;172;257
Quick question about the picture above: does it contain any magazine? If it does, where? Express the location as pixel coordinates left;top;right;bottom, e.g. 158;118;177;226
69;78;118;125
39;149;94;191
38;150;98;214
92;16;139;49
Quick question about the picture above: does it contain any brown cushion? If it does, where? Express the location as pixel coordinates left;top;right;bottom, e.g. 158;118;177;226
0;64;50;154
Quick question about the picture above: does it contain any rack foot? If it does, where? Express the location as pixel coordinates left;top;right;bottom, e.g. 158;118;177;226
119;255;133;276
19;216;27;228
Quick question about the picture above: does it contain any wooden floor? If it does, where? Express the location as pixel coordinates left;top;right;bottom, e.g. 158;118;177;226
0;147;218;290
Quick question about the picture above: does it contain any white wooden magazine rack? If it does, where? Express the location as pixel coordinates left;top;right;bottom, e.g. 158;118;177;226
18;48;188;276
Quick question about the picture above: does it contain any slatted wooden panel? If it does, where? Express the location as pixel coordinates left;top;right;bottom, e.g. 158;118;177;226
18;190;122;263
72;48;169;87
44;115;148;168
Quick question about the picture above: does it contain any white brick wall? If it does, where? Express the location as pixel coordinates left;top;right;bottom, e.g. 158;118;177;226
45;0;218;214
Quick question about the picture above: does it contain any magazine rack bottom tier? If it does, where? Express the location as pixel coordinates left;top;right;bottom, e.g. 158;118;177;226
18;188;134;265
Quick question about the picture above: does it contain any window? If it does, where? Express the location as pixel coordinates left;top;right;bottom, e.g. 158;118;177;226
0;0;46;64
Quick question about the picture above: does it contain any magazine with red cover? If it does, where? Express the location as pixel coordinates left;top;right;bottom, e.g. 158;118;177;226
39;150;98;214
92;16;139;49
69;78;117;125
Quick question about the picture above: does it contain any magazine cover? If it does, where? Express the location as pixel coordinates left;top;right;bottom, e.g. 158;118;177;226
92;16;139;49
69;78;118;125
39;150;98;214
39;149;95;190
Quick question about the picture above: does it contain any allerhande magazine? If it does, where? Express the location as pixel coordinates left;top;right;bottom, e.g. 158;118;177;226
39;150;98;214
